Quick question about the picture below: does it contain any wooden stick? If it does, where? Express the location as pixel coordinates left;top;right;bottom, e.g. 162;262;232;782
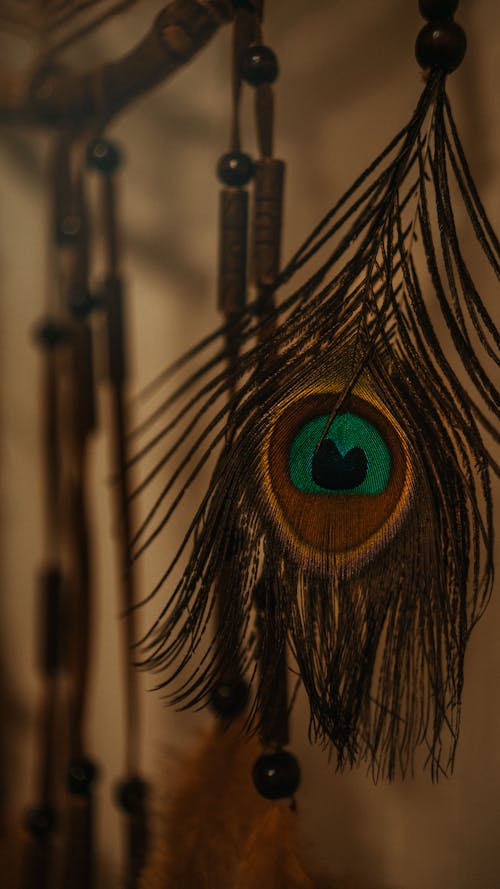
90;140;150;886
56;135;99;889
17;150;73;887
0;0;232;127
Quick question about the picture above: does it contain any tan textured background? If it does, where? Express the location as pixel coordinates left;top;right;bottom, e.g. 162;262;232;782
0;1;499;886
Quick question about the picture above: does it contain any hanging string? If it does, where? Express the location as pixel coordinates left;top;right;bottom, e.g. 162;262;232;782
56;132;99;889
226;2;301;803
87;135;149;889
17;138;71;888
209;2;261;722
244;3;284;342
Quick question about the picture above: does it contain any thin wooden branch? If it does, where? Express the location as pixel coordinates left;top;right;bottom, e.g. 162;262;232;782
0;0;233;127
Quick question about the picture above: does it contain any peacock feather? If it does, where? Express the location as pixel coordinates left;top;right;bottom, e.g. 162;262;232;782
130;68;498;780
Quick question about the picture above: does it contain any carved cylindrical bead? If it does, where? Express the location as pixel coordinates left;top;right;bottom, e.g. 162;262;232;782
38;565;64;675
72;322;96;437
105;276;127;386
251;158;285;287
218;187;248;314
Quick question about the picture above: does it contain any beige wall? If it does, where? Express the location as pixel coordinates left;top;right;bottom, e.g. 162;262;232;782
1;1;499;886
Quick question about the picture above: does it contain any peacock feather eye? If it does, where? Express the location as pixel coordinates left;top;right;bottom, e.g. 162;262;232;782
289;412;391;495
262;388;415;568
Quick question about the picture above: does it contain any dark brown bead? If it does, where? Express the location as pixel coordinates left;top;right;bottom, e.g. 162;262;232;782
218;188;248;312
69;286;98;318
56;213;81;244
67;757;98;796
115;777;148;814
241;44;279;86
87;138;122;173
419;0;459;20
210;678;249;717
251;158;285;287
217;151;254;186
252;749;301;800
29;62;66;123
39;565;64;675
415;20;466;72
33;316;70;349
24;806;56;840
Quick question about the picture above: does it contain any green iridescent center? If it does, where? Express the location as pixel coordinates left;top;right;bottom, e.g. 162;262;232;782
289;412;391;495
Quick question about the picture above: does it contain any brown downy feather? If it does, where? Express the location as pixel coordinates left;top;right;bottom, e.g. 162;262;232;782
140;720;378;889
234;804;318;889
234;804;364;889
140;720;269;889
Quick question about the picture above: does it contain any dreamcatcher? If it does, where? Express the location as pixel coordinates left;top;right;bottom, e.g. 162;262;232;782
0;0;498;887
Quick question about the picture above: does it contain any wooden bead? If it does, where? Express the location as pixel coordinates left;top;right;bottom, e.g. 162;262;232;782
105;276;127;385
87;138;122;173
415;20;466;72
24;806;56;839
241;44;279;86
115;777;148;814
33;316;70;349
210;679;249;717
252;750;301;800
56;213;82;244
251;158;285;287
67;758;98;796
218;187;248;313
217;151;254;186
419;0;459;20
38;566;64;676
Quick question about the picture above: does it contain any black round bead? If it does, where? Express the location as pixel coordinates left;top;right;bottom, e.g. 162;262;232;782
33;316;70;349
86;138;122;173
68;287;98;318
210;678;249;717
29;63;66;119
24;806;56;840
217;151;254;187
415;20;466;72
240;44;279;86
419;0;459;20
252;750;301;800
67;757;98;796
115;777;148;814
56;213;82;244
